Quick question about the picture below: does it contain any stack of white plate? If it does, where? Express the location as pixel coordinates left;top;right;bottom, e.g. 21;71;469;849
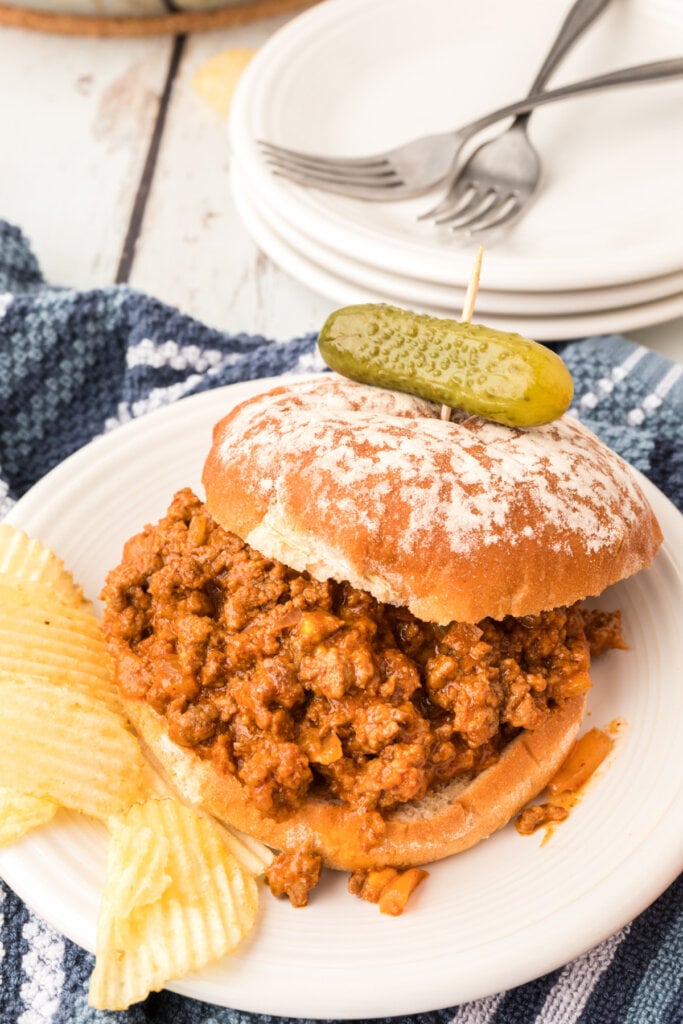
230;0;683;340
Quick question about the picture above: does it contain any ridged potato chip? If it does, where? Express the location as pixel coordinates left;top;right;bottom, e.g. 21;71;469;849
105;824;171;920
0;786;59;845
89;799;259;1010
0;524;85;606
0;673;147;821
0;581;119;711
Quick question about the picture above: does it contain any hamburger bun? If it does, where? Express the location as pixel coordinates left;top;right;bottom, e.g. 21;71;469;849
123;692;586;871
203;376;662;624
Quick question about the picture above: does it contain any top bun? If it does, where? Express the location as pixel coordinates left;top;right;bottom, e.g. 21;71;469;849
202;375;662;624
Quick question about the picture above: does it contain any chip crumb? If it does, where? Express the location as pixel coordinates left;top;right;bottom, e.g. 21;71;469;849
191;48;256;117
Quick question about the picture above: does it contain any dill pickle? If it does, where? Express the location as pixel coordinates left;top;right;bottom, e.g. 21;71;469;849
318;304;574;428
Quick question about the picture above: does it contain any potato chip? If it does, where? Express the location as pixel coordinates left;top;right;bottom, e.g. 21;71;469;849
0;644;118;713
0;583;119;711
89;798;259;1010
0;673;147;821
105;825;171;920
0;525;85;606
0;577;98;627
0;786;59;845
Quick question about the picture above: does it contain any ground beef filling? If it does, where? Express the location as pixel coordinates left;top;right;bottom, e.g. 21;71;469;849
102;489;625;835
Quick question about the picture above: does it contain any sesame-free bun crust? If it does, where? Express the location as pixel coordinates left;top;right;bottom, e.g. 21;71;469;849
202;376;662;625
123;694;586;870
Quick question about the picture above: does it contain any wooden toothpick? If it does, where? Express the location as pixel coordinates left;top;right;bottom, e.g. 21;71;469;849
440;244;484;422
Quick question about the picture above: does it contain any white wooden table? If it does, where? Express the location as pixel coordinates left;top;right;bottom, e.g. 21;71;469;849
1;14;682;363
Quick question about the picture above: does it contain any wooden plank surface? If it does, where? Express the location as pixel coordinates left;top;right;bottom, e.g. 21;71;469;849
127;19;335;339
0;17;680;357
0;28;172;287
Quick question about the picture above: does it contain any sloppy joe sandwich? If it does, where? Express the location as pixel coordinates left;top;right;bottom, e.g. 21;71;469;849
101;375;662;906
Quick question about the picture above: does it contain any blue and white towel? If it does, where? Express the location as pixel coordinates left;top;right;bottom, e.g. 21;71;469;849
0;219;681;1024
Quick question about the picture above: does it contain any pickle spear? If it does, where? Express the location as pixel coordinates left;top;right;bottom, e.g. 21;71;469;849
318;304;574;428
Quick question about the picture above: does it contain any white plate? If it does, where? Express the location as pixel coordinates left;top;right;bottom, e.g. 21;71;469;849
233;171;683;340
232;162;683;318
1;378;682;1018
230;0;683;293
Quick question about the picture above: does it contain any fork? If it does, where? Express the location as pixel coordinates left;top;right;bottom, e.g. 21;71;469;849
258;58;683;201
421;0;611;231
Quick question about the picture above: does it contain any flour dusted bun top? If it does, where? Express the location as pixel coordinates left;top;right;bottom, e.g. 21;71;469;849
202;375;662;624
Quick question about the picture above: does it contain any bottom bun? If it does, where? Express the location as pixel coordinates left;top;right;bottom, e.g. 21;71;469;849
124;694;586;871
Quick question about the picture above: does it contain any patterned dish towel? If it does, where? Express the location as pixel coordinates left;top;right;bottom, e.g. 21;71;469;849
0;219;681;1024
